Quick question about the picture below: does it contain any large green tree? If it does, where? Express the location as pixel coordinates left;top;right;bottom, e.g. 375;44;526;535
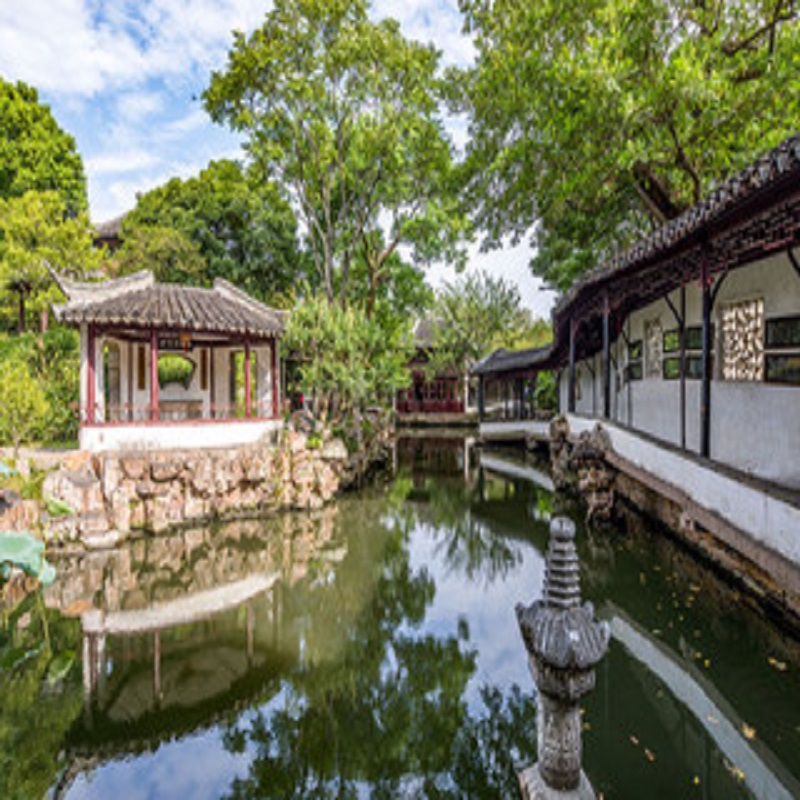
0;191;103;332
118;159;302;302
459;0;800;289
204;0;469;306
0;78;87;214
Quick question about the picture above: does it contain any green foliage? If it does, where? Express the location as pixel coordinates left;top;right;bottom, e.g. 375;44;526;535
0;191;104;332
427;270;551;376
205;0;469;304
118;159;303;302
0;78;86;214
459;0;800;289
0;594;83;800
534;370;558;413
0;329;80;444
284;294;414;416
112;224;206;285
157;354;196;389
0;360;49;453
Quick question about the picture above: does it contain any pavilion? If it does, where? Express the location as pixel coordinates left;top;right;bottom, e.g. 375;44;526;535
52;270;285;451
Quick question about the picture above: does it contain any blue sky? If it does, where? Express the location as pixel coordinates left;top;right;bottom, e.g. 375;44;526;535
0;0;555;316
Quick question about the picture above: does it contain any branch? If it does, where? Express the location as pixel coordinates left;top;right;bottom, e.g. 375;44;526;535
720;1;795;56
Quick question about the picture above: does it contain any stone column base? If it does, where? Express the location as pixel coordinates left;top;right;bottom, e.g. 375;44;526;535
518;765;596;800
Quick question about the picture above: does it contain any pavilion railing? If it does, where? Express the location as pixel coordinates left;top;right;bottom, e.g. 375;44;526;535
79;401;280;425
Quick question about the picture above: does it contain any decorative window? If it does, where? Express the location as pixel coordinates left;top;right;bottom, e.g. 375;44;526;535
158;354;195;389
662;326;712;380
720;298;764;381
765;315;800;384
624;340;643;382
644;320;663;378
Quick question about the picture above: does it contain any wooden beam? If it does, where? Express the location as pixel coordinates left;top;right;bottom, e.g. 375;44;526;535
86;325;96;424
150;329;159;422
271;338;279;419
244;339;252;419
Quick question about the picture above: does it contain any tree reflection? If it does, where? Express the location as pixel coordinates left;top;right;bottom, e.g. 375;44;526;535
221;495;537;799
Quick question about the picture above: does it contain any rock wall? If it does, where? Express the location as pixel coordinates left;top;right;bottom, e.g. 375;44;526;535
548;416;617;523
41;428;370;548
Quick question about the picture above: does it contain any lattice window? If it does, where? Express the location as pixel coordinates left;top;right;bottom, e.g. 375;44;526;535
720;298;764;381
644;320;663;378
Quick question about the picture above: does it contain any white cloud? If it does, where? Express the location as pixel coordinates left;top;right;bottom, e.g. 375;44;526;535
85;150;161;176
0;0;268;97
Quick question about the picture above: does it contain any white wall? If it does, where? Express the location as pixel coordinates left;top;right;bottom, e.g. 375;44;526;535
565;251;800;488
80;419;282;452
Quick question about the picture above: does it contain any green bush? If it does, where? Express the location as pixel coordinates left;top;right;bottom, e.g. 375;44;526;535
158;354;195;389
0;328;79;444
0;360;50;453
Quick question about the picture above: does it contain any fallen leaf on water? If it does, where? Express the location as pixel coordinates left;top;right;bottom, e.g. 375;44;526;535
768;656;787;672
645;748;656;762
693;776;700;786
724;758;747;783
704;659;711;669
741;723;756;740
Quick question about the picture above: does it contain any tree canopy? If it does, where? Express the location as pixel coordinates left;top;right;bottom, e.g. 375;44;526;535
204;0;469;306
0;191;103;332
458;0;800;289
118;159;302;303
426;271;551;377
0;78;87;214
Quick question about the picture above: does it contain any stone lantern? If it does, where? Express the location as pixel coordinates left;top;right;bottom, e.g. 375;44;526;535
516;517;609;799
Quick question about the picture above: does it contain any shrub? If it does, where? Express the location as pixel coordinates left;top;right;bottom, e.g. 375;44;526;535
0;360;50;453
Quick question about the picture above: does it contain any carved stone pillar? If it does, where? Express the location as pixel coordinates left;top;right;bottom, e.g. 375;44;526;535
516;517;609;799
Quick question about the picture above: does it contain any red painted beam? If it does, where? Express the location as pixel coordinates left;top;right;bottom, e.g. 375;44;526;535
86;325;96;424
271;338;279;419
150;329;159;422
244;339;252;419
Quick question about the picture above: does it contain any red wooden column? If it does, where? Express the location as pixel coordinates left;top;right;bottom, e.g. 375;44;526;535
244;339;252;419
86;324;96;424
150;330;159;422
271;338;279;419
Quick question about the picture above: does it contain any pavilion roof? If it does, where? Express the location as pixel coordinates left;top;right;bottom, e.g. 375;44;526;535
472;344;556;377
52;270;285;338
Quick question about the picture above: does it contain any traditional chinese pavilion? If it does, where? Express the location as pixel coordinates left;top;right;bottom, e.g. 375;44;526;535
52;270;284;451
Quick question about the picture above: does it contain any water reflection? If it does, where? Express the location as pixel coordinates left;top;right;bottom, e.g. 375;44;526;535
0;436;797;799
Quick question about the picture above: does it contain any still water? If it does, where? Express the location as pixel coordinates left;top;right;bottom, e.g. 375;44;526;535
1;437;799;799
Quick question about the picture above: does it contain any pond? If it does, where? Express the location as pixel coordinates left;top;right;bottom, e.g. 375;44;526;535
1;436;799;799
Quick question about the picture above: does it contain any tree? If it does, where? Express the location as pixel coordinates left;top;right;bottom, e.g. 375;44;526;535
0;78;87;214
458;0;800;289
0;191;104;332
204;0;469;306
119;159;303;302
0;360;49;454
283;294;414;418
111;225;207;285
426;271;551;377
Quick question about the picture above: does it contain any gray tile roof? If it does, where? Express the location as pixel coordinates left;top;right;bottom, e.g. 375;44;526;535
472;344;555;376
52;271;285;338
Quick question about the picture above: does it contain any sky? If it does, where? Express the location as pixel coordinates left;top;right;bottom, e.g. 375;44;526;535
0;0;556;318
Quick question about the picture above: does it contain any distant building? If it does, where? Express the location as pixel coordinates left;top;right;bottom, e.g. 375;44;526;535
92;214;126;254
396;319;471;419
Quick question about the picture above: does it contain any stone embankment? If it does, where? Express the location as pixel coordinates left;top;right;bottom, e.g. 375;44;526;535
14;418;391;550
549;415;616;523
